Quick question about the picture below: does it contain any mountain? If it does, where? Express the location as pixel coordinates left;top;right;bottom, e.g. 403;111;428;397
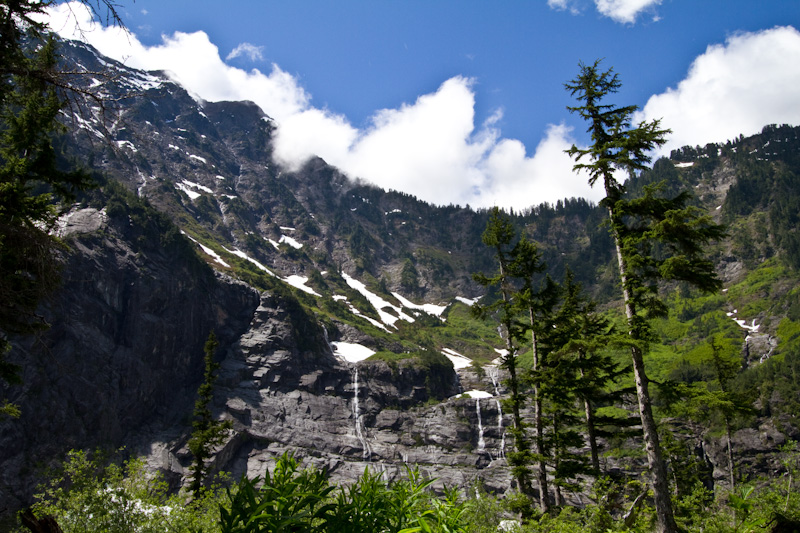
2;38;800;519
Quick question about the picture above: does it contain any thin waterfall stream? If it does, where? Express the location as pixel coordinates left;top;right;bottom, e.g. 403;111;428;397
352;365;372;460
487;365;506;459
476;399;486;452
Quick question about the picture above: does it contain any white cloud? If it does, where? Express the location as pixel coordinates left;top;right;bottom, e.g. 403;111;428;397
548;0;570;10
226;42;264;62
43;2;602;210
548;0;660;23
594;0;661;23
547;0;583;16
480;124;604;208
638;26;800;156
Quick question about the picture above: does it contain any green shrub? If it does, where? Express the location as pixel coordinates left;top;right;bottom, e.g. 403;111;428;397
22;450;222;533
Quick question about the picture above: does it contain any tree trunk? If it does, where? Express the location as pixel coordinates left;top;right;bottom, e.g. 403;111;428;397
504;343;534;497
499;263;534;498
725;416;735;490
530;317;550;512
610;212;678;533
581;365;601;474
552;413;565;506
19;510;63;533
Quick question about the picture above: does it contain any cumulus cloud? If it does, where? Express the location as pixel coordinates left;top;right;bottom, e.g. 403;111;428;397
43;1;601;210
547;0;583;16
595;0;661;23
638;26;800;156
480;124;602;208
548;0;660;23
226;42;264;62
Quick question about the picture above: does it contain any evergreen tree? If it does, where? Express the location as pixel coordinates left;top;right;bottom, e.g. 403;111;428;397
1;23;87;398
709;336;741;490
0;0;120;407
661;335;749;493
400;258;419;293
188;331;232;499
473;207;535;502
509;238;556;512
566;60;725;533
546;270;630;477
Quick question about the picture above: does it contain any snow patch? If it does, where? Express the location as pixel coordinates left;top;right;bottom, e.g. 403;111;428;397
182;233;230;267
125;71;163;91
175;182;200;200
188;154;207;164
342;273;414;327
674;161;695;168
279;235;303;249
441;348;472;369
733;318;760;333
332;342;375;363
182;180;213;194
727;309;760;332
222;247;274;276
463;390;493;399
116;140;137;152
392;292;447;317
455;296;480;306
284;275;320;296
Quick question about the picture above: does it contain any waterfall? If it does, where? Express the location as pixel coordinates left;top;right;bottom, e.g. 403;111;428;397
322;325;334;354
496;399;506;459
352;365;371;460
486;365;506;459
487;365;501;395
476;398;486;452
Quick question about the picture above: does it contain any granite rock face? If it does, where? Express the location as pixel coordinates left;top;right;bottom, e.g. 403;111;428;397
0;208;259;511
0;207;513;516
148;289;514;495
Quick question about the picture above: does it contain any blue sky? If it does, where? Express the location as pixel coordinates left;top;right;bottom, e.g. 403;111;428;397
47;1;800;210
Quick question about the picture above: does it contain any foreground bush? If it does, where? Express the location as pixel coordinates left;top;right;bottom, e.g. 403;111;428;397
20;450;222;533
19;448;800;532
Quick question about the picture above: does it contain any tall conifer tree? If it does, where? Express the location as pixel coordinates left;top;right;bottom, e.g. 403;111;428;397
565;60;724;533
473;208;535;502
188;331;232;498
510;238;556;512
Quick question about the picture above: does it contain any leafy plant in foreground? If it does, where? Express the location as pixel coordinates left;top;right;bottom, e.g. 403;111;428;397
20;449;221;533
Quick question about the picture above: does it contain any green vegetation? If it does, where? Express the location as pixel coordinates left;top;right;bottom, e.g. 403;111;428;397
5;3;800;531
566;59;724;533
21;450;221;533
19;448;800;532
0;5;92;407
188;332;233;499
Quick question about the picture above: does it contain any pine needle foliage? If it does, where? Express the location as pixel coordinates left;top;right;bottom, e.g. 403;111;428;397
188;331;233;499
565;59;725;533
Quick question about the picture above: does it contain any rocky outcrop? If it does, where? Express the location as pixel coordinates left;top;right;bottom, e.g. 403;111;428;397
146;291;512;495
0;206;513;519
0;207;259;513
